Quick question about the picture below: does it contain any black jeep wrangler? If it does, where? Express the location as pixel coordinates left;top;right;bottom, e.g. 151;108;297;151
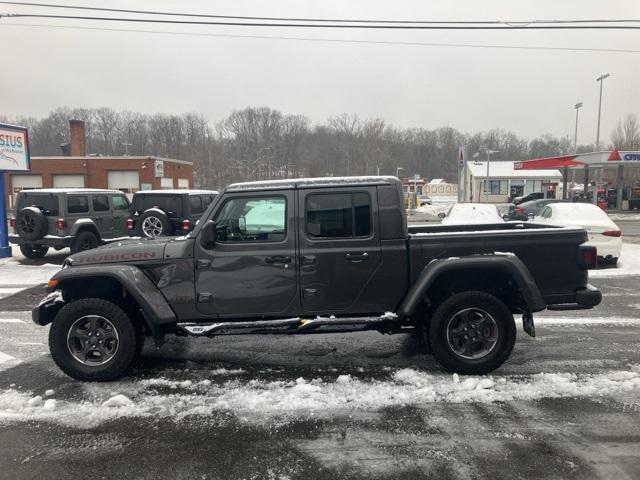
10;189;130;258
128;190;218;238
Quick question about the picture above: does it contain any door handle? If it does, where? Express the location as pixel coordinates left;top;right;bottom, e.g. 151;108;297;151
345;252;369;262
301;255;316;265
265;255;291;264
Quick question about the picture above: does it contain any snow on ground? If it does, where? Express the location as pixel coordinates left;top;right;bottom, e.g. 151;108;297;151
590;242;640;278
534;316;640;326
609;213;640;221
0;253;61;287
406;203;451;222
1;366;639;427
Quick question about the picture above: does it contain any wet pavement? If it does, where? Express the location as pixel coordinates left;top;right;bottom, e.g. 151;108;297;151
0;264;639;479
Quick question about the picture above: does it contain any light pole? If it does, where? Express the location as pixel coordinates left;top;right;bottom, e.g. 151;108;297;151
484;149;500;203
595;73;610;150
395;167;404;178
594;73;610;205
573;102;583;152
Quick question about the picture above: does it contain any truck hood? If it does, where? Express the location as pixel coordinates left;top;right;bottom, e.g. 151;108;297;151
68;237;169;266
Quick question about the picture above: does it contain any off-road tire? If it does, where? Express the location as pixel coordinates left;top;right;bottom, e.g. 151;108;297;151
71;230;99;254
138;209;171;238
428;291;516;375
16;207;47;241
19;244;49;259
49;298;139;381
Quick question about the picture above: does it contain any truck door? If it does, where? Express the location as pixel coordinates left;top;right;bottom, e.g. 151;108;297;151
110;194;130;237
193;190;298;317
91;194;115;238
298;188;382;314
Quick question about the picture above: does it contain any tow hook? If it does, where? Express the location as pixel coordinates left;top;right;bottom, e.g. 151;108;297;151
523;312;536;338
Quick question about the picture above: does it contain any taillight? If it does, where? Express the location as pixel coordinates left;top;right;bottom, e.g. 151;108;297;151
56;218;66;230
515;207;525;213
602;230;622;237
181;219;191;231
127;218;135;230
580;245;598;270
9;217;15;228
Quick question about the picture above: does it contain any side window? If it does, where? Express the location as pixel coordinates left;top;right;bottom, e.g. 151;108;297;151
214;196;286;242
92;195;110;212
540;207;551;218
112;195;129;210
67;195;89;214
189;196;203;214
306;192;371;239
203;195;216;208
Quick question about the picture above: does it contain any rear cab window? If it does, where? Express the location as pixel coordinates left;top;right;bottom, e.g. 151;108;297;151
305;192;372;239
16;193;60;216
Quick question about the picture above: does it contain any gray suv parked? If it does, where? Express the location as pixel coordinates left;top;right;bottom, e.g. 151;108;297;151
9;189;130;258
128;189;218;238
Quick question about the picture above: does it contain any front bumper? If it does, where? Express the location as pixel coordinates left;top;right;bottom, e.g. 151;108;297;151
9;234;73;248
32;290;65;326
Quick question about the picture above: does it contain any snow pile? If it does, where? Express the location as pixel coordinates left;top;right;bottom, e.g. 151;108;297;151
591;242;640;278
1;366;639;427
609;213;640;222
441;203;503;225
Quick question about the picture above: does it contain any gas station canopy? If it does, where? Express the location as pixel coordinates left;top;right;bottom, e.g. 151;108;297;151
515;149;640;170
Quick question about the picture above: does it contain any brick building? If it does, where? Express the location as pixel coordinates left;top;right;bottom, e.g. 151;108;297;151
4;120;194;208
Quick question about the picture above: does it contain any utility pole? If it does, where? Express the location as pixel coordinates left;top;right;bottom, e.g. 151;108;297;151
122;142;132;156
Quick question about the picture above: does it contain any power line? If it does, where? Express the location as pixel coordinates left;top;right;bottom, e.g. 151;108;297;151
3;13;640;29
4;22;639;54
1;1;639;25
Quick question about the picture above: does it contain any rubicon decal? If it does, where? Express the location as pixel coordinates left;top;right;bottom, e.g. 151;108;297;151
77;251;157;263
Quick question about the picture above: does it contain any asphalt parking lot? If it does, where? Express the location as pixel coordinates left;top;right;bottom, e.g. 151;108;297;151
1;217;639;479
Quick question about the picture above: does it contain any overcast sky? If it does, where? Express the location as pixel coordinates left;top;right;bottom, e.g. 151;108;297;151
2;0;639;144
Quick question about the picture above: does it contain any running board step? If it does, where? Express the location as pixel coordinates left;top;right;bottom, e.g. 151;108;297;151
177;314;401;337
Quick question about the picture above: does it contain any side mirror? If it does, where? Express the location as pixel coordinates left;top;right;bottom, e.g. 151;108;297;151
438;212;446;219
201;220;217;247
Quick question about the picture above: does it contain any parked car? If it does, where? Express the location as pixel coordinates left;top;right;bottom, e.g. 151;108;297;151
440;203;504;225
418;194;432;206
9;189;131;258
34;176;601;381
513;192;545;205
533;202;622;264
507;199;569;221
128;189;218;238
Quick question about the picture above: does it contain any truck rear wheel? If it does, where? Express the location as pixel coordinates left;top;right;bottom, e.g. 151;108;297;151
427;291;516;375
49;298;139;381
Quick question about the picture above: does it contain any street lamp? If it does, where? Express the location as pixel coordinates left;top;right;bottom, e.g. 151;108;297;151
484;149;500;203
573;102;583;152
395;167;404;178
594;73;610;205
595;73;610;150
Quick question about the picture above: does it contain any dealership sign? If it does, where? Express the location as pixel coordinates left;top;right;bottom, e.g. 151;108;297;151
0;123;30;172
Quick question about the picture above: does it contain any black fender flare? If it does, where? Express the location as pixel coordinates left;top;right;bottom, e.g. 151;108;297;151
70;219;101;240
34;265;176;329
397;255;546;318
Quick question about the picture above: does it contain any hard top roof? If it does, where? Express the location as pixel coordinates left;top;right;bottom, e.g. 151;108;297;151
132;189;219;195
18;188;124;195
226;176;398;192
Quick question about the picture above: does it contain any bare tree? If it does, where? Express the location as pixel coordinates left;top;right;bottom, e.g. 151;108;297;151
611;114;640;150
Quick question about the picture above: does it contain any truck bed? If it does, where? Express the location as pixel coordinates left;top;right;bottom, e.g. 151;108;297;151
407;222;589;305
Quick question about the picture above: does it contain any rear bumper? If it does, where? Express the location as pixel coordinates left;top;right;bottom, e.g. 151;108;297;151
547;284;602;311
9;234;72;248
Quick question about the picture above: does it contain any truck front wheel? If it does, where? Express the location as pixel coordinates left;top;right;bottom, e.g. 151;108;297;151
49;298;139;381
428;291;516;375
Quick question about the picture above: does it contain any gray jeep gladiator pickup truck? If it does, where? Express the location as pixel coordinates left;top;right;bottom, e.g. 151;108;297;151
33;176;602;381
